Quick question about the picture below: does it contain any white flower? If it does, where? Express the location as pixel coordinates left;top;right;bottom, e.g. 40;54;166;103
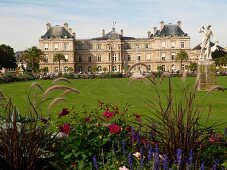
133;152;141;158
119;166;129;170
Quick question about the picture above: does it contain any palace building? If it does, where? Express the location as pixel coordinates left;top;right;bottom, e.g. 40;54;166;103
39;21;191;73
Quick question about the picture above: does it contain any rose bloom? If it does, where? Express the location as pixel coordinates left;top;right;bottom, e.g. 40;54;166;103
59;123;71;135
58;108;70;117
103;111;114;119
109;124;121;134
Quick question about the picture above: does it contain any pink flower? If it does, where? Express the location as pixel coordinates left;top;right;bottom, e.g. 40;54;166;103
59;123;71;135
109;124;121;134
119;166;129;170
58;108;70;117
103;111;114;119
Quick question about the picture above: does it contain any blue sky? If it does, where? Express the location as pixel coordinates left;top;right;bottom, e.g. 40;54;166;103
0;0;227;51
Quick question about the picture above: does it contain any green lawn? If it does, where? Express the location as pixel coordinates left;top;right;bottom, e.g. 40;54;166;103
0;76;227;131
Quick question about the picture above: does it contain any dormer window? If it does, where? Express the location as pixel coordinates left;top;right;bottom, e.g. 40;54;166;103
54;43;59;50
180;42;185;48
161;42;166;48
44;43;48;50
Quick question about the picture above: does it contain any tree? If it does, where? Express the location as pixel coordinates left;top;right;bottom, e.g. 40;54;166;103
103;67;107;73
176;50;189;71
53;53;66;73
157;65;164;72
0;44;17;69
189;62;197;73
22;46;44;73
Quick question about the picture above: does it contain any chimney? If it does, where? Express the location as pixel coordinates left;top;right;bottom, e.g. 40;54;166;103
177;20;181;28
72;32;76;38
46;23;51;31
160;21;164;30
153;27;157;34
69;28;72;34
120;29;123;36
102;29;105;37
147;31;151;38
64;23;69;30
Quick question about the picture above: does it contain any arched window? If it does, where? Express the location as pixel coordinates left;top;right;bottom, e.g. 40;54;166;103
98;66;102;72
88;66;92;72
147;65;151;71
54;67;58;72
64;66;68;73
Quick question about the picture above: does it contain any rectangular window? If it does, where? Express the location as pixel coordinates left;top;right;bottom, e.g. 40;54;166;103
44;55;48;62
180;42;185;48
146;54;151;61
64;43;68;50
171;53;175;60
128;55;131;61
161;42;165;48
65;55;68;62
98;56;101;62
112;54;117;61
171;41;175;48
44;43;48;50
54;43;58;50
161;53;165;61
138;56;141;61
162;65;165;71
78;56;82;62
145;44;149;48
88;56;91;62
98;45;101;49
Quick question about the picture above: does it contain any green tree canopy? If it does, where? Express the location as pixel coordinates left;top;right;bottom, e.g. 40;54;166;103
53;53;66;73
0;44;17;69
22;46;44;73
176;50;189;71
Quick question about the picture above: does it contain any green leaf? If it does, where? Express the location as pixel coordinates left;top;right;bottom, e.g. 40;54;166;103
63;153;72;159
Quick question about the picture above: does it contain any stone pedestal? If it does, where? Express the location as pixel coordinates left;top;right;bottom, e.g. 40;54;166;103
197;60;216;91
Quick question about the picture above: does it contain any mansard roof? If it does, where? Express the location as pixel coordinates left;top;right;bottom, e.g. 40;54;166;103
41;25;74;39
92;28;135;41
192;42;225;50
151;24;188;37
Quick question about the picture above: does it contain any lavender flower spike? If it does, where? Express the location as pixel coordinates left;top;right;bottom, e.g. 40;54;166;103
200;162;205;170
128;153;133;170
163;154;168;170
92;155;99;170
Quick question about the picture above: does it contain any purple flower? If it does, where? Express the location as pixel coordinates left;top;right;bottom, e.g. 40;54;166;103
122;140;126;155
147;146;153;162
92;155;98;170
188;149;193;165
128;153;133;170
140;148;144;168
154;144;160;170
200;162;205;170
163;154;168;170
176;148;182;164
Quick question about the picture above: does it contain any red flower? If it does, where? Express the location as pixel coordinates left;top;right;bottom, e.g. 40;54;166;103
109;124;121;134
135;114;141;122
59;123;71;135
85;117;91;123
58;108;70;117
103;111;114;119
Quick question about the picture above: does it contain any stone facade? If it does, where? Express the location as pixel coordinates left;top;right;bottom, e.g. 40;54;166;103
39;21;191;73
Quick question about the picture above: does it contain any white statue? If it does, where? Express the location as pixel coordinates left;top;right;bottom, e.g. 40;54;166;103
199;25;218;60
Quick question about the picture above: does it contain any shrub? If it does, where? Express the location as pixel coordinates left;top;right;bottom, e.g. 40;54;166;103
129;73;225;169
